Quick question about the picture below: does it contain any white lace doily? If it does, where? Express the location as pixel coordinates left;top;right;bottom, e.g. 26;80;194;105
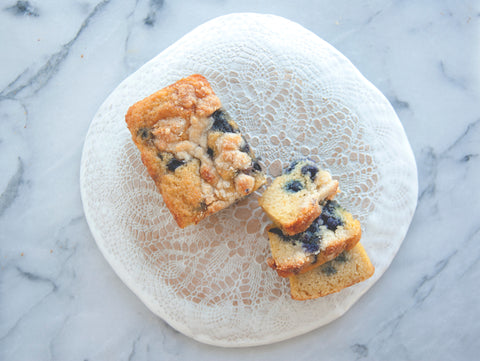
80;13;417;347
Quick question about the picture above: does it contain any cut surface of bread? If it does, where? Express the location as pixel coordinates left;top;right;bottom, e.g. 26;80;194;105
259;159;338;235
289;243;374;300
267;200;361;277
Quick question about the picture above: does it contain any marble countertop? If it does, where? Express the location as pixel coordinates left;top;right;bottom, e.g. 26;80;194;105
1;0;479;360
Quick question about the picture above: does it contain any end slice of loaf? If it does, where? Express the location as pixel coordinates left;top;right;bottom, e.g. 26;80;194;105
289;243;374;300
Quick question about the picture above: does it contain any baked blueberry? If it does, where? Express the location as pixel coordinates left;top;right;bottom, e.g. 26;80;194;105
210;108;238;133
252;160;262;172
269;228;284;237
239;140;250;154
334;251;348;263
199;200;208;211
271;218;323;254
166;158;185;172
325;216;342;230
321;264;338;276
207;147;214;158
285;180;303;193
137;128;152;140
320;200;344;231
302;241;320;254
301;164;319;181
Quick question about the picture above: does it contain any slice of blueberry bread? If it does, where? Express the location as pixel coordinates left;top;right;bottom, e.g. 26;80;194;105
258;159;339;236
289;243;374;300
125;74;265;228
266;200;361;277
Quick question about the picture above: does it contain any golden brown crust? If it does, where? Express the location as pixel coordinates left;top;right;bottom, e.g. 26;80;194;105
125;74;265;228
159;160;204;227
126;74;221;130
282;204;323;236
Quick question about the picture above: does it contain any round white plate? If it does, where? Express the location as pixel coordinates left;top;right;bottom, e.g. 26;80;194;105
80;13;417;347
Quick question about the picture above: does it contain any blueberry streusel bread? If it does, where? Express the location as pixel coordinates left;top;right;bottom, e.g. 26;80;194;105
266;200;361;277
258;159;339;236
125;74;265;228
289;243;374;300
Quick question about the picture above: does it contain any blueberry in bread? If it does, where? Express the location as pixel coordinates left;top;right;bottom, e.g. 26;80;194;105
266;200;361;277
258;159;339;236
125;74;265;228
289;243;374;300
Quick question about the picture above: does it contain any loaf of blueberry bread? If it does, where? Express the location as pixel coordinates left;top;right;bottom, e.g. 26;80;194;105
258;159;339;236
266;200;361;277
289;243;374;300
125;74;265;228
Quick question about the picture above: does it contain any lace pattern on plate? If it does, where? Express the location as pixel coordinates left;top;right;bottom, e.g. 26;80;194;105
80;13;417;347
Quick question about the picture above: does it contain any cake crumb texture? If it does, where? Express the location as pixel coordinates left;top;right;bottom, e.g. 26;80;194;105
289;243;374;300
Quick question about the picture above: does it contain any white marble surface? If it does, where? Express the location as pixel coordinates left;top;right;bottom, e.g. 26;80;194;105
1;0;478;359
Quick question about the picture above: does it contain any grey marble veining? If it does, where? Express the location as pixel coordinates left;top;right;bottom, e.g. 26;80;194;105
1;0;479;360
